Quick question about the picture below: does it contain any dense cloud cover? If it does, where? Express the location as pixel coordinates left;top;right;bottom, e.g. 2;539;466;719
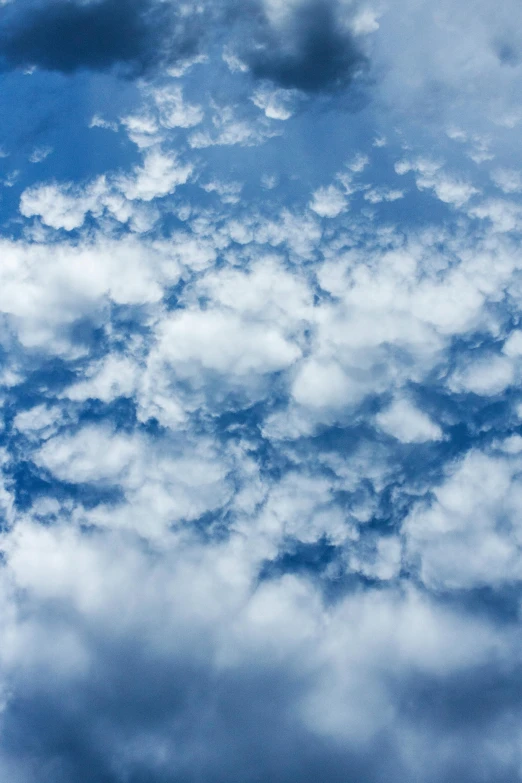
0;0;522;782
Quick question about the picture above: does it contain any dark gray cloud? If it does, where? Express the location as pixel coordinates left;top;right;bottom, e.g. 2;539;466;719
0;0;202;77
2;580;522;783
239;0;368;93
0;0;368;93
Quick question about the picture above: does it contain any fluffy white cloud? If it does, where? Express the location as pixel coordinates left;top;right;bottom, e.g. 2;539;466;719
309;185;347;218
189;104;281;148
152;85;204;129
375;398;443;443
34;425;235;540
3;8;522;778
395;158;478;207
116;149;193;202
251;85;302;120
491;168;522;194
448;354;515;396
21;149;192;230
405;450;522;588
63;355;139;404
0;235;179;350
150;308;301;375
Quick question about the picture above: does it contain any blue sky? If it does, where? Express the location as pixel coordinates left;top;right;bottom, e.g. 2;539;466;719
1;1;522;781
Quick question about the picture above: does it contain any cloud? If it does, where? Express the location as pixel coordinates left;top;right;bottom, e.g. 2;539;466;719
0;0;371;98
405;449;522;589
3;26;522;781
491;167;522;194
375;398;443;443
152;84;204;129
0;0;203;77
189;102;282;148
448;354;515;396
251;84;302;120
309;185;348;218
238;0;369;93
20;148;193;229
395;158;478;207
1;516;521;783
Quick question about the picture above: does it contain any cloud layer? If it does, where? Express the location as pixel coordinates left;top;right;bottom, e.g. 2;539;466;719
0;0;522;781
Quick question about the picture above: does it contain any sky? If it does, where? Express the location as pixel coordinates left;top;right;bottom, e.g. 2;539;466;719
0;0;522;781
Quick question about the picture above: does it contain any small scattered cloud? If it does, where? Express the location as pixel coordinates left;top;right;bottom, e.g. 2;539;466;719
309;184;347;217
28;144;52;163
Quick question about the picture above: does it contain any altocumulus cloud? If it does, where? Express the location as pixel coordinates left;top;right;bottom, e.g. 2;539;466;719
1;0;522;782
0;0;204;77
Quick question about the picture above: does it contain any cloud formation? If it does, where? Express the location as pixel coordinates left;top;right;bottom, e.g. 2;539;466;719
240;0;368;92
0;0;202;76
0;0;369;95
1;1;522;781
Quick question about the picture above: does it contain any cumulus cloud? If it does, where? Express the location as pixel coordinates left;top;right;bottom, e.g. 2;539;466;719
448;354;515;396
309;184;348;217
2;4;522;781
20;148;193;229
375;398;443;443
395;158;478;207
405;449;522;589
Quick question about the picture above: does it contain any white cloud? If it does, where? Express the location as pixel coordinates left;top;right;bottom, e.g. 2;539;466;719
116;149;193;202
347;153;370;173
151;308;301;376
448;354;514;396
36;425;140;484
0;234;180;350
222;47;249;73
405;450;522;589
3;21;522;778
33;425;235;540
13;405;65;441
189;104;281;148
503;329;522;357
89;114;118;132
292;359;357;409
20;177;108;230
491;168;522;194
395;158;478;207
201;179;243;204
120;113;160;148
363;187;404;204
63;355;139;404
375;398;443;443
28;145;52;163
20;149;192;230
251;85;301;120
152;85;204;129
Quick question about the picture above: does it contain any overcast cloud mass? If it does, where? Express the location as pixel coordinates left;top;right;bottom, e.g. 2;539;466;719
0;0;522;781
